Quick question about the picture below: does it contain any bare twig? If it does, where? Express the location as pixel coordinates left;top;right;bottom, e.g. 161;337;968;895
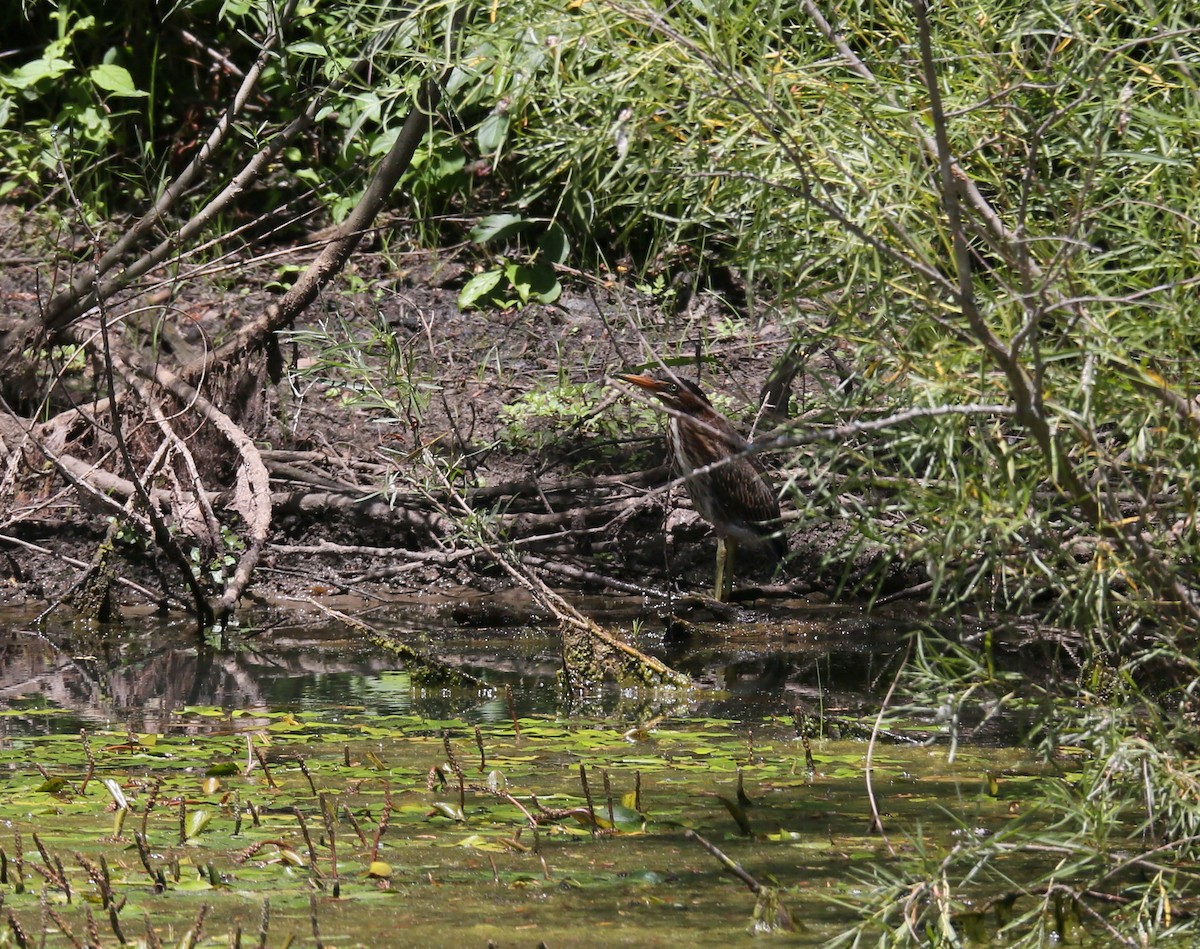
864;636;912;855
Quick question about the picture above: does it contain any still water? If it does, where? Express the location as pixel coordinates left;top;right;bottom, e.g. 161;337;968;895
0;595;1059;948
0;593;911;735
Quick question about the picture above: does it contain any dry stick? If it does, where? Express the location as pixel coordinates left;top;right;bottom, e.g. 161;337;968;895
183;19;466;387
578;765;597;836
129;376;223;550
319;795;338;897
432;469;690;688
20;446;191;513
297;757;318;796
519;554;668;598
41;69;344;340
112;353;271;620
256;899;270;949
12;37;379;612
32;444;179;622
45;909;83;949
505;685;521;740
342;806;368;847
183;903;208;949
301;599;485;686
864;637;913;856
764;404;1016;455
252;746;278;790
179;26;245;77
293;808;319;874
93;262;213;622
264;465;666;517
309;892;324;949
78;730;96;795
683;829;762;894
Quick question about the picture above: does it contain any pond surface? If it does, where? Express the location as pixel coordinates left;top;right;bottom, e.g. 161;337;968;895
0;594;920;734
0;595;1042;947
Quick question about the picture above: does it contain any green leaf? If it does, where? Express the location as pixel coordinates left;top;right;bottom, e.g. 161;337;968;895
455;833;511;853
427;801;465;821
506;263;560;305
186;809;213;839
537;224;570;265
595;802;646;833
505;262;532;304
89;64;145;97
458;269;506;309
469;213;526;245
36;777;69;794
288;41;328;57
4;57;73;90
476;112;510;155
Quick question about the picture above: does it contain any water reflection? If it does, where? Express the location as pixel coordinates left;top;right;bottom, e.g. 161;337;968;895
0;599;911;737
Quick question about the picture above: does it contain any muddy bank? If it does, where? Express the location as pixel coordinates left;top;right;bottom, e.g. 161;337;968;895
0;228;911;618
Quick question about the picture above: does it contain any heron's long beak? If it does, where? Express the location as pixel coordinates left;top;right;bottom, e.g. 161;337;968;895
617;372;665;393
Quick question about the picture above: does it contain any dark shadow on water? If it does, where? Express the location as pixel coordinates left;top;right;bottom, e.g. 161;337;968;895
0;597;1035;740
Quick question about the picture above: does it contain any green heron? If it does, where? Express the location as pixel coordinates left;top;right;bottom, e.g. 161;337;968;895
619;370;786;600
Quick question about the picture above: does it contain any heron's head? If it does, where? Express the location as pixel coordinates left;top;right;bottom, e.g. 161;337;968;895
618;371;712;415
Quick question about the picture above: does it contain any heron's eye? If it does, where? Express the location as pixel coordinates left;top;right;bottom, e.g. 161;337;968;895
663;382;677;393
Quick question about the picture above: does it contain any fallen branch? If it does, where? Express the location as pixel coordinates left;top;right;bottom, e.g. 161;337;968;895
683;829;798;934
122;356;272;620
430;466;691;689
303;599;486;687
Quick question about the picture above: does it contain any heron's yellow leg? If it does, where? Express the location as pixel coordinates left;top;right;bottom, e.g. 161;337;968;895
714;536;738;601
